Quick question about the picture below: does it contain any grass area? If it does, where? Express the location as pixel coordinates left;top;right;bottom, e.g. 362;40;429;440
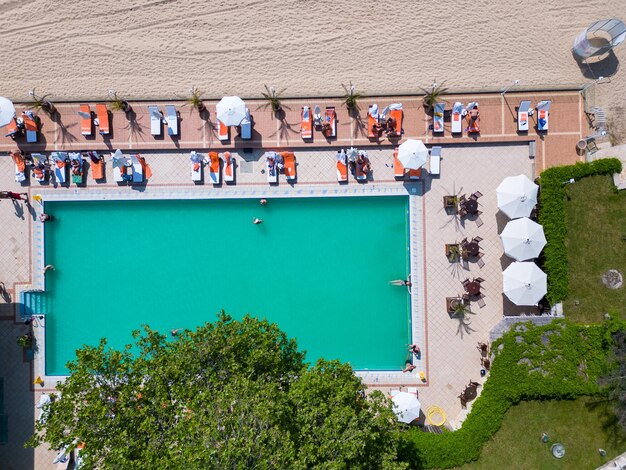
563;174;626;322
458;397;626;470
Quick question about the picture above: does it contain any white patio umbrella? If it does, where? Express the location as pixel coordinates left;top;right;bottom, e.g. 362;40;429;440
502;261;547;305
216;96;247;126
0;96;16;128
500;217;547;261
397;139;429;170
391;392;421;424
496;174;538;219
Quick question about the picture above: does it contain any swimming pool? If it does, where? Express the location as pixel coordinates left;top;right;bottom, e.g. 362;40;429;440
43;196;411;375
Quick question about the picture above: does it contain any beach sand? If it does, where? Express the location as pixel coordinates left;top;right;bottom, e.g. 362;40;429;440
1;0;625;130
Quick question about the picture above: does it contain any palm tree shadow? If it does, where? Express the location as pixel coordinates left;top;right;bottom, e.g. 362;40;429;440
351;109;368;139
455;315;477;338
126;110;144;141
52;114;79;145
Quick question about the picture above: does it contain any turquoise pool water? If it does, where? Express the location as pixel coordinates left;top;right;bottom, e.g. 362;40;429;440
44;196;411;375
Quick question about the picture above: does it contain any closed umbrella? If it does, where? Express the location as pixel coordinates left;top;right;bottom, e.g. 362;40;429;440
496;174;538;219
500;217;547;261
503;261;547;305
391;392;421;424
397;139;429;170
0;96;16;128
216;96;247;126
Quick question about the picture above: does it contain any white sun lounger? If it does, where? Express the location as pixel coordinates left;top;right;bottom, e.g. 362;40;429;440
51;152;68;184
536;100;551;132
240;108;252;139
517;100;532;132
37;393;51;423
165;105;178;136
265;152;278;184
130;154;144;183
433;103;445;134
430;146;441;175
190;151;203;182
148;106;162;136
31;153;48;183
111;149;129;183
223;152;235;183
451;102;463;134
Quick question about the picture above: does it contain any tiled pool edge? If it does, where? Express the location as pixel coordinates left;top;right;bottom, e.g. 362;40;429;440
28;182;425;387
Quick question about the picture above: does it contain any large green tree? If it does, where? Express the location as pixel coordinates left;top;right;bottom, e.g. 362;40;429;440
29;313;405;469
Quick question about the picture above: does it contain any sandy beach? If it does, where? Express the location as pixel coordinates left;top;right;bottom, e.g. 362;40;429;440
0;0;624;130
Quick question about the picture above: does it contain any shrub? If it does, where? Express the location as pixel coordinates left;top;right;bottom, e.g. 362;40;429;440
537;159;622;304
397;318;624;469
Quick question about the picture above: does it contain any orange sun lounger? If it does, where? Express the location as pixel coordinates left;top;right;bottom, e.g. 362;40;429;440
5;117;20;138
22;113;38;143
223;151;235;183
393;148;404;179
209;151;221;184
96;104;110;135
301;106;312;140
79;104;92;136
281;152;297;181
336;150;348;182
218;119;229;141
388;108;403;137
89;153;105;180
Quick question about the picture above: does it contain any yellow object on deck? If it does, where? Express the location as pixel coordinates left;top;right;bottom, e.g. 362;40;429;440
33;376;44;386
426;405;447;426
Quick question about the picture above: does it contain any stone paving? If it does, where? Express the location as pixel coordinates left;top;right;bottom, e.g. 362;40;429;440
0;91;589;468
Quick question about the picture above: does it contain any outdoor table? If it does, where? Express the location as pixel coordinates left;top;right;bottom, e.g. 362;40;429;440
465;281;481;296
462;199;478;215
463;385;478;401
463;241;480;257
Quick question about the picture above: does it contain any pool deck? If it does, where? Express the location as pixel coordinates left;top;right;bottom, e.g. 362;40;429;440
0;91;586;468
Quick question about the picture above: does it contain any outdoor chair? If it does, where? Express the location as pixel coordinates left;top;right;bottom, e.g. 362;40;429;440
475;215;484;227
458;194;467;204
472;235;483;243
471;191;483;200
476;252;485;268
477;293;486;308
462;279;471;289
474;277;485;283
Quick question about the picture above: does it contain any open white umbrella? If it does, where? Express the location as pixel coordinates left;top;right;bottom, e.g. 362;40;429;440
503;261;547;305
397;139;429;170
0;96;16;128
496;174;538;219
216;96;247;126
500;217;547;261
391;392;421;424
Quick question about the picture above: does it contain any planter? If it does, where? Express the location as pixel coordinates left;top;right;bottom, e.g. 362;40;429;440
443;195;458;213
445;243;461;263
17;333;33;348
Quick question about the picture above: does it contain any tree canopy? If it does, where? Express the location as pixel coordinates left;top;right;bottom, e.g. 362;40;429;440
29;312;405;469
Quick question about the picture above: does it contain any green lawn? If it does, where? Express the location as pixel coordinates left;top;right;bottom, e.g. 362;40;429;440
563;174;626;322
458;397;626;470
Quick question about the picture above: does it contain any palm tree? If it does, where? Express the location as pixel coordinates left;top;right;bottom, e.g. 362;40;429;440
420;81;448;113
187;87;206;113
28;89;56;116
342;82;362;114
261;85;286;116
108;90;132;114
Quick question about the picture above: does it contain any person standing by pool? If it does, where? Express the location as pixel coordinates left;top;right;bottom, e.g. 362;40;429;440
43;264;55;273
253;218;263;224
260;199;267;205
39;213;53;222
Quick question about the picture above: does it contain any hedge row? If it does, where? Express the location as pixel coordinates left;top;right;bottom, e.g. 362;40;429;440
537;158;622;304
397;318;624;469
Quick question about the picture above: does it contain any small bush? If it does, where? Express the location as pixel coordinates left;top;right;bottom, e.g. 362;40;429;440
397;318;624;469
537;159;622;304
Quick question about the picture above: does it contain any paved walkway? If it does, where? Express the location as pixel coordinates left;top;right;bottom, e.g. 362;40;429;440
0;91;589;468
1;91;585;172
